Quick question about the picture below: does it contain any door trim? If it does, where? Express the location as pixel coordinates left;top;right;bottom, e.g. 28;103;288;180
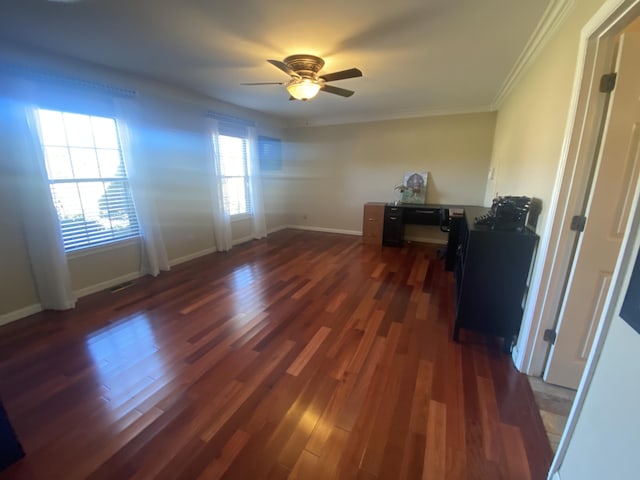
512;0;640;377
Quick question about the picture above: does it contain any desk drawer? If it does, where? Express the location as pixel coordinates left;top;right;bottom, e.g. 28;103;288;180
404;208;440;225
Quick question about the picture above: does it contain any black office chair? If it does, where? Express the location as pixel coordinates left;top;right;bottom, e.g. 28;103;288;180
437;208;450;260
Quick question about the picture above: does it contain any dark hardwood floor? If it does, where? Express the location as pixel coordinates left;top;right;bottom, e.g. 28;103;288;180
0;229;552;479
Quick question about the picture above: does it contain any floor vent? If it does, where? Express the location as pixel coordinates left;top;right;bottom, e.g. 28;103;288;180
110;281;135;293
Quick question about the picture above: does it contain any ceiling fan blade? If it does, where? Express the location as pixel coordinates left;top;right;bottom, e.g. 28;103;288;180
241;82;285;85
320;68;363;83
321;84;355;97
267;59;300;78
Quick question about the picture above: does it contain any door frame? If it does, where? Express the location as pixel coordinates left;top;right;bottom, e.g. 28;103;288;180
513;0;640;378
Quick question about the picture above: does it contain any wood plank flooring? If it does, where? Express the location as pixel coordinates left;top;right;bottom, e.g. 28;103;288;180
0;229;553;479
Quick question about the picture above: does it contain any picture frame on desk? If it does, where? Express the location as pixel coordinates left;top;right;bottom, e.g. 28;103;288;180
401;172;428;204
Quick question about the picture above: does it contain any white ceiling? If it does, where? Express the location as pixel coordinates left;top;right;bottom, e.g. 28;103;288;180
0;0;555;125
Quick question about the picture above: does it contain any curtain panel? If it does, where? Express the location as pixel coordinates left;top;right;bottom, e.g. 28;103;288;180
115;97;169;276
205;117;233;252
0;78;76;310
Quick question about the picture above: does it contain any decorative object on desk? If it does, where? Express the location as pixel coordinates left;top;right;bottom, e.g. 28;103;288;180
393;184;407;204
475;195;532;231
401;172;428;204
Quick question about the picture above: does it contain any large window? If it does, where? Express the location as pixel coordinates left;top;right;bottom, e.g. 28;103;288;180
217;128;251;216
35;108;140;252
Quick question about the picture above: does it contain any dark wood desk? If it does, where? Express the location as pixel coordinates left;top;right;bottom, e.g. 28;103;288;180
382;203;449;246
381;202;463;270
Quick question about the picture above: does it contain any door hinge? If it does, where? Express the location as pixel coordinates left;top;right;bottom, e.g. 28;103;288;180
543;329;557;345
599;72;617;93
570;215;587;232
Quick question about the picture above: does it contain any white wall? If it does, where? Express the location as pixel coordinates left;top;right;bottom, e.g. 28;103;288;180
0;44;498;321
486;0;606;232
486;0;607;360
283;112;497;240
0;45;285;320
558;316;640;479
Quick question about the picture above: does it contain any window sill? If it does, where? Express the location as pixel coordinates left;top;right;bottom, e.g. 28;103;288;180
66;236;140;260
230;213;253;223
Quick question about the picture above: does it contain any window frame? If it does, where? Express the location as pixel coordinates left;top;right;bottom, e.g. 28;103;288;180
216;127;253;218
35;108;141;253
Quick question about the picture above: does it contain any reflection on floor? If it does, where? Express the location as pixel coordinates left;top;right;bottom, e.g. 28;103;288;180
528;376;577;452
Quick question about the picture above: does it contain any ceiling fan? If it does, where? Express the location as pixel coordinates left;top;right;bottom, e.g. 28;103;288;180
242;54;363;101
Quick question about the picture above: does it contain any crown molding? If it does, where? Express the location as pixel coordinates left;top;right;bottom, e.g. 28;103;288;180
284;104;496;128
492;0;575;109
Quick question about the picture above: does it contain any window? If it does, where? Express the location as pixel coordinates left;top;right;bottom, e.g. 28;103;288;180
217;127;251;216
35;108;140;252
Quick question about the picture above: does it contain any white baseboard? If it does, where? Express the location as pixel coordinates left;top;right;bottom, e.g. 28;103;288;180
0;303;43;327
74;271;143;299
286;225;362;236
232;235;253;246
168;246;218;267
267;224;289;234
2;225;441;327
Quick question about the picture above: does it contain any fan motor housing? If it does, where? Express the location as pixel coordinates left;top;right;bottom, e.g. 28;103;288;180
283;54;324;79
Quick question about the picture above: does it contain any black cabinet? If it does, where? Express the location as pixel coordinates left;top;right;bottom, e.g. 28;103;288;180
453;206;538;353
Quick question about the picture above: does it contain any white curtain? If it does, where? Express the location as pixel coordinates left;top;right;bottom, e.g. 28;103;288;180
247;126;267;240
115;97;169;276
6;97;76;310
206;117;233;252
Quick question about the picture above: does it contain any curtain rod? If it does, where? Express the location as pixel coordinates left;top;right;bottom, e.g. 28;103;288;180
206;111;255;127
0;64;137;98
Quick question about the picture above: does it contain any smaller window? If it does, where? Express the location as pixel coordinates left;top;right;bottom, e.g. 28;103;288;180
35;108;140;252
217;133;251;216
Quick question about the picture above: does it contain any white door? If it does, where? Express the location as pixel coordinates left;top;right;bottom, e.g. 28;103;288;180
544;32;640;389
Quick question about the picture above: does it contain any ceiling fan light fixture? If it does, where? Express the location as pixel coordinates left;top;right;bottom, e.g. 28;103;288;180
286;78;321;100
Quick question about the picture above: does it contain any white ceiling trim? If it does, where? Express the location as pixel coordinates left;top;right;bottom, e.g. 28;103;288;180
286;104;496;128
492;0;575;109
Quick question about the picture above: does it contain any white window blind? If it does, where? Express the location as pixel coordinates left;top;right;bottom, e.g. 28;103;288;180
217;123;251;216
35;108;140;252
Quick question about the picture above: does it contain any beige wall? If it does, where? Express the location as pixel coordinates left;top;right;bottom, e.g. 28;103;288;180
486;0;608;360
283;112;497;238
486;0;606;233
0;46;284;319
0;148;39;312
